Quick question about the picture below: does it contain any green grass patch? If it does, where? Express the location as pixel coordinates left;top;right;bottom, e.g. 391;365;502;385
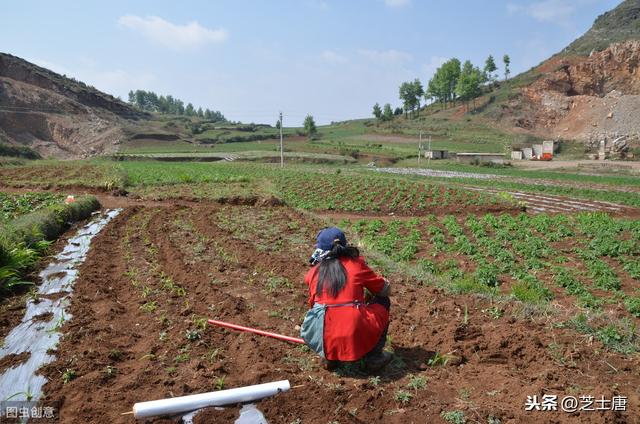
0;195;100;295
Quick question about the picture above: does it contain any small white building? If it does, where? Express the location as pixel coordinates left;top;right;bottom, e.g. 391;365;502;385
511;150;523;160
425;150;448;159
455;152;505;164
532;144;543;158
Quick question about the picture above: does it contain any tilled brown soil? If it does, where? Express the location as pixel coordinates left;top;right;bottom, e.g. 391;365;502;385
38;204;640;423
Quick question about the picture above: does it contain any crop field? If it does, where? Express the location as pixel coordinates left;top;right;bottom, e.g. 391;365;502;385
0;159;639;423
275;172;518;215
0;192;65;222
28;204;640;423
341;213;640;329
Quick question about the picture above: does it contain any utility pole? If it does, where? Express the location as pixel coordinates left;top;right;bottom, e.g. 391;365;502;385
418;131;422;164
427;135;432;167
279;111;284;168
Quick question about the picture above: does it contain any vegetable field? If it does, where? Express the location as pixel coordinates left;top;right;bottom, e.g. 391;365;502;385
342;213;640;331
1;159;640;423
0;192;65;222
276;172;518;215
27;203;640;424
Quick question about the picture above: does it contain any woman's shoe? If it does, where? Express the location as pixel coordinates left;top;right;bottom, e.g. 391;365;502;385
320;358;339;371
365;351;392;372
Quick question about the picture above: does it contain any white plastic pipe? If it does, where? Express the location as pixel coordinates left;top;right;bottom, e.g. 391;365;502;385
132;380;290;419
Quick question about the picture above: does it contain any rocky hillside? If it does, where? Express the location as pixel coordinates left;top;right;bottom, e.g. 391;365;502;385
0;53;147;159
518;40;640;141
563;0;640;56
488;1;640;148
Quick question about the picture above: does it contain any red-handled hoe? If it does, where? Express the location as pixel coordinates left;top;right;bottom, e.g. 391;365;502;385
208;319;305;345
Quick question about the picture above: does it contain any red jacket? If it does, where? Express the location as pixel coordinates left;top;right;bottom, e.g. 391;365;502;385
304;256;389;361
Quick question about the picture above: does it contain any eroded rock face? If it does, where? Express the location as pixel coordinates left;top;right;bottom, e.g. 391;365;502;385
0;53;145;159
520;41;640;138
526;40;640;102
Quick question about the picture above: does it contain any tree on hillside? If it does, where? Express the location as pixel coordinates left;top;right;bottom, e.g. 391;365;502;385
456;60;482;112
126;89;223;120
399;78;424;119
503;54;511;80
484;55;497;82
275;119;281;129
393;107;403;116
412;78;424;116
185;103;195;116
303;114;317;138
427;58;461;109
197;107;204;118
372;102;382;121
383;103;394;121
399;81;416;118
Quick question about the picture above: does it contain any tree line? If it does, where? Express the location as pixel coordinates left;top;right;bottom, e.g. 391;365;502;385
127;90;226;121
373;54;511;120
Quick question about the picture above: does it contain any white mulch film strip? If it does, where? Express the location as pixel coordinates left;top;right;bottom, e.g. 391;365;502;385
466;187;629;214
0;209;122;404
374;167;504;180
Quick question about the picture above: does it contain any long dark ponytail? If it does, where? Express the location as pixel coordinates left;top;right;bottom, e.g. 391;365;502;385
316;241;360;298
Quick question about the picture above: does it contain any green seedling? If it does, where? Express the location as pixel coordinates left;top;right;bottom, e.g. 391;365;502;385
185;329;201;341
427;352;450;367
394;390;413;404
62;369;77;384
140;301;158;313
406;374;427;391
158;313;171;327
141;286;152;298
441;410;466;424
368;376;381;387
193;317;208;330
6;386;34;402
46;311;66;334
484;306;503;319
206;348;224;363
174;352;190;363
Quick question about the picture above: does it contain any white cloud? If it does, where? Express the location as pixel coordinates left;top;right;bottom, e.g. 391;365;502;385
320;50;347;64
507;0;577;25
357;49;412;65
118;15;228;49
384;0;411;7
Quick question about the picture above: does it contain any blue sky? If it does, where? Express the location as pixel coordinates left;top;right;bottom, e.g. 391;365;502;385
2;0;621;124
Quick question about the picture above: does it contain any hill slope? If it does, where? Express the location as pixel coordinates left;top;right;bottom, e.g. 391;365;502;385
374;0;640;153
0;53;147;159
483;0;640;144
563;0;640;56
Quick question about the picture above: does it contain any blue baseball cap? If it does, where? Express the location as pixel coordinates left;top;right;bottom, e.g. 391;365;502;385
316;227;347;251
